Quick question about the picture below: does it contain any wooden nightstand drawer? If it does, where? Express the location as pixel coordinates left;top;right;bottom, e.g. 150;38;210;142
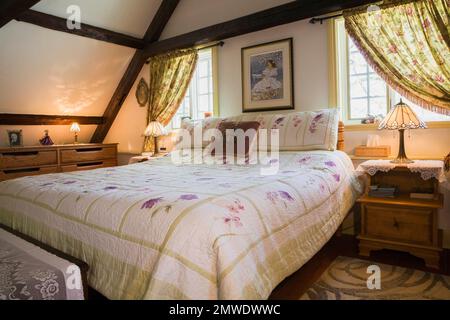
364;204;433;245
0;166;58;181
60;146;116;164
61;159;117;172
0;150;57;169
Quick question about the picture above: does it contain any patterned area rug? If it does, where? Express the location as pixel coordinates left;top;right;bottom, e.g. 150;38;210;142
301;256;450;300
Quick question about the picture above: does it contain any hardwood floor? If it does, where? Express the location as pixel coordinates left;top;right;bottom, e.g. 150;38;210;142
269;234;450;300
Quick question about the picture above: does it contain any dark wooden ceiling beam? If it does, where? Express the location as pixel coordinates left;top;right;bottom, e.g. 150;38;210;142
90;0;180;143
16;9;145;49
0;114;104;126
143;0;378;58
0;0;40;28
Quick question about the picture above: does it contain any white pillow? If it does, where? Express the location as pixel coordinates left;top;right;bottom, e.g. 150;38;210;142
175;109;339;151
242;109;340;151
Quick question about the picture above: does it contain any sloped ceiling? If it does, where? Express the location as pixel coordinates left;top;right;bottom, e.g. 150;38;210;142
160;0;293;39
0;0;161;116
32;0;161;38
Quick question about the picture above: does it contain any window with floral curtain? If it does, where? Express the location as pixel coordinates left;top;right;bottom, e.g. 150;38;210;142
344;0;450;115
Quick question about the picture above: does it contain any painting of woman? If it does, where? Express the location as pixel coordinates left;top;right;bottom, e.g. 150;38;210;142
251;59;283;101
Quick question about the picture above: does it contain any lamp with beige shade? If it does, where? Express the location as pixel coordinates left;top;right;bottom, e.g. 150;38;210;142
378;99;427;164
144;120;167;156
70;122;81;144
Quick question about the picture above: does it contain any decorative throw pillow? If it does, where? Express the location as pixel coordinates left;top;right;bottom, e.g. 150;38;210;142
208;121;260;163
177;116;243;149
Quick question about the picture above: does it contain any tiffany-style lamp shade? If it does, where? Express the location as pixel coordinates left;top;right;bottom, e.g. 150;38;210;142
378;99;427;163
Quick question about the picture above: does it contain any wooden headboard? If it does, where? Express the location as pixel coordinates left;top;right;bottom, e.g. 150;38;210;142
337;121;345;151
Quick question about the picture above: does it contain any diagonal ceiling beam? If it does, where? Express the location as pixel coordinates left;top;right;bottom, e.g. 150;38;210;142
0;0;40;28
143;0;378;58
90;0;180;143
16;10;145;49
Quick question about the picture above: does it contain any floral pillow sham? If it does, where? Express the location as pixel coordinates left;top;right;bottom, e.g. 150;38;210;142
176;108;339;151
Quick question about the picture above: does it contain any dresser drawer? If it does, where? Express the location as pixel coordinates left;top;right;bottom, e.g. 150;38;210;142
0;166;58;181
61;159;117;172
364;204;433;245
0;150;58;169
60;146;116;164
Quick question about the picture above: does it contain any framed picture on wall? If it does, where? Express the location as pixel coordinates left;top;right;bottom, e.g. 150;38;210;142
241;38;294;113
7;130;23;147
136;78;149;107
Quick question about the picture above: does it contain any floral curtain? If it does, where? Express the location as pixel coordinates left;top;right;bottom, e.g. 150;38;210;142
344;0;450;115
143;49;198;152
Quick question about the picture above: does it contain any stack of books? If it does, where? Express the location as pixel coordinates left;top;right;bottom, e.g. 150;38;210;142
368;185;397;198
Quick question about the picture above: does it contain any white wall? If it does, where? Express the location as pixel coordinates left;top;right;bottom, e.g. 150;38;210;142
104;65;149;154
33;0;161;38
218;19;329;116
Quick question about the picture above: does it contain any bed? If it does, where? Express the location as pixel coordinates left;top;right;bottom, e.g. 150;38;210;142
0;146;362;299
0;109;364;299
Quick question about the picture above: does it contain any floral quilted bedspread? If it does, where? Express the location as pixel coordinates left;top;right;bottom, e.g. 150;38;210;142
0;150;361;299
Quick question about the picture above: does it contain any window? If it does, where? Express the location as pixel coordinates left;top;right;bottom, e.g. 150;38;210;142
170;49;216;128
334;19;450;124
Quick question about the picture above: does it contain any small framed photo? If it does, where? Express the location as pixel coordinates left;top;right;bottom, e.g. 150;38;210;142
241;38;294;113
7;130;23;147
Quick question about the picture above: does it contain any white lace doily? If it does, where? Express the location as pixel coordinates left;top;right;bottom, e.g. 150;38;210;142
356;160;446;183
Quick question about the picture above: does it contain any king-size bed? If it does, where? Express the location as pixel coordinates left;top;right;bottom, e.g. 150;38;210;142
0;110;363;299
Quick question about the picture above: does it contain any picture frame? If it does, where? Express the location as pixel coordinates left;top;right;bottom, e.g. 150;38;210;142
241;38;294;113
7;130;23;147
136;78;149;107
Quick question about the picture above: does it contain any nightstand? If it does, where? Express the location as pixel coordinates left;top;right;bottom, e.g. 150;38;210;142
356;160;445;269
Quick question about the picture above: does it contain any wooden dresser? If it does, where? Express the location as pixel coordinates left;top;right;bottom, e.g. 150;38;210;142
0;143;118;181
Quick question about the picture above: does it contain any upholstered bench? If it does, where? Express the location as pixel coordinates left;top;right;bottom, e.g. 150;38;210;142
0;226;88;300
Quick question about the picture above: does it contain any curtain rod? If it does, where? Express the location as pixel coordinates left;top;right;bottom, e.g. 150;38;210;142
145;41;224;64
309;13;342;24
196;41;225;50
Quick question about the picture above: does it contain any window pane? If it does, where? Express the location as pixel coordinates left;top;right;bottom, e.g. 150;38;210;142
391;91;450;122
198;95;210;112
369;97;387;116
198;78;210;95
350;98;368;119
349;38;358;53
171;114;182;129
198;60;209;78
350;75;368;98
369;75;386;97
170;48;214;129
349;52;367;75
409;104;450;122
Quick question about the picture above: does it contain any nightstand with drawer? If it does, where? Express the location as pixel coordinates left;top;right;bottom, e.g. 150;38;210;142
0;143;118;181
356;160;445;269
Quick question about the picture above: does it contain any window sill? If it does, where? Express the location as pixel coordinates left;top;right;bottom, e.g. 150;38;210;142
344;121;450;131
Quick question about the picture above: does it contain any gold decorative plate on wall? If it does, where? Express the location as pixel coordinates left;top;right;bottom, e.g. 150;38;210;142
136;78;149;107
